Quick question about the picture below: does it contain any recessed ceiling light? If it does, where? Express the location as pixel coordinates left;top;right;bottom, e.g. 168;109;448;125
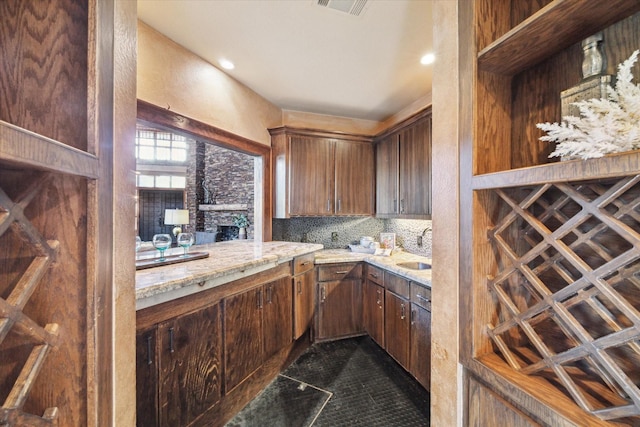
220;59;235;70
420;53;435;65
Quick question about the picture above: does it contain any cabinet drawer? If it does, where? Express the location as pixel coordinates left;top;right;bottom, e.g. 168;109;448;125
317;263;362;282
365;264;384;285
293;253;315;275
384;272;409;299
411;282;431;311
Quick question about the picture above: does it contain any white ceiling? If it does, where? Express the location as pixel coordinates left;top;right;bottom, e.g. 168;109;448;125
137;0;433;122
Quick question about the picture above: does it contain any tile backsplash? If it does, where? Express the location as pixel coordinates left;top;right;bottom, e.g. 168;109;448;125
272;217;432;257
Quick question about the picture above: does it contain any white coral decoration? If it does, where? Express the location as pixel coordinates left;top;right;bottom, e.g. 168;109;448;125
537;50;640;160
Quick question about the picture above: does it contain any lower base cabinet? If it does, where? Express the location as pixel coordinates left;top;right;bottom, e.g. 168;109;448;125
410;303;431;390
316;263;363;340
224;276;292;392
136;304;222;427
385;290;410;368
363;279;384;346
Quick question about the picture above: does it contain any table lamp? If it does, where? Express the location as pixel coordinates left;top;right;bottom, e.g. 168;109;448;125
164;209;189;238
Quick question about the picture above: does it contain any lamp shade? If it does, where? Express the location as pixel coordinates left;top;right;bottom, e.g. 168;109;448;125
164;209;189;225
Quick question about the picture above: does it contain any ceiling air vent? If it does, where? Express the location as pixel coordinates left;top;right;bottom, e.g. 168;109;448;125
315;0;369;17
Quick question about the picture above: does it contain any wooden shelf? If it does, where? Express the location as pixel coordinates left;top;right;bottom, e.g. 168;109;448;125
0;120;98;179
472;151;640;190
477;0;640;76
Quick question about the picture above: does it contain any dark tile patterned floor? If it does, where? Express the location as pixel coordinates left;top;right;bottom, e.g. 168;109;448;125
226;336;430;427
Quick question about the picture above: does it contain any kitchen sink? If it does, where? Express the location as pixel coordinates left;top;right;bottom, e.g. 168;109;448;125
397;261;431;270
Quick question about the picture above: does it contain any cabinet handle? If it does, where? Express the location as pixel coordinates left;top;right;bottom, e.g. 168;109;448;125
267;286;273;304
393;199;397;213
335;270;348;275
321;285;326;303
338;199;341;212
146;335;153;365
411;309;416;325
369;273;378;278
297;280;302;294
169;327;175;353
257;289;263;309
416;294;431;303
400;199;405;213
327;199;331;212
376;289;381;306
401;303;406;320
301;261;310;266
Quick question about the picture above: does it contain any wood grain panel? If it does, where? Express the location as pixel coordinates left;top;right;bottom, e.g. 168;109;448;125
467;376;539;426
410;303;431;391
384;272;410;299
293;269;315;340
317;279;362;340
224;287;263;393
375;133;399;216
263;277;292;358
363;280;384;347
158;305;222;427
288;136;333;216
334;140;374;215
136;327;158;427
384;290;410;369
399;115;431;216
0;0;88;149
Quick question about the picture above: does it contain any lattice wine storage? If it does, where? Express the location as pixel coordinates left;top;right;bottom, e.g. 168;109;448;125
484;174;640;424
0;173;59;426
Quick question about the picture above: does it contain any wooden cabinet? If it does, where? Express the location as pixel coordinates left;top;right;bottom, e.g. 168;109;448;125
158;305;222;427
136;327;159;427
468;377;539;427
224;276;292;392
270;127;374;218
362;264;385;346
375;109;432;219
136;304;222;427
458;1;640;425
410;283;431;391
384;290;410;368
263;277;293;358
292;253;316;339
316;263;363;340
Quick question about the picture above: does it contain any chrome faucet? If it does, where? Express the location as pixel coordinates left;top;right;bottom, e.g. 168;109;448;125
417;225;431;247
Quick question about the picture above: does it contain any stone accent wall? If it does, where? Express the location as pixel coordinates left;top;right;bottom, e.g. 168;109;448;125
187;141;255;237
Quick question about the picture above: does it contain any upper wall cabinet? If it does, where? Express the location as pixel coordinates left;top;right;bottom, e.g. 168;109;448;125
375;109;432;219
270;127;374;218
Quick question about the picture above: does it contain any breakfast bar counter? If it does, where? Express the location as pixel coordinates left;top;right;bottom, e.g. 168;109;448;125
135;240;323;310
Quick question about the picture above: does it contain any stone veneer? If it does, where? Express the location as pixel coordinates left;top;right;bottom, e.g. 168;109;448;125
272;217;432;258
187;141;255;238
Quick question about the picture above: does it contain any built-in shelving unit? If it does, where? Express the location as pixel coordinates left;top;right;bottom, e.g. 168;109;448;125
477;0;640;75
0;121;99;179
464;1;640;425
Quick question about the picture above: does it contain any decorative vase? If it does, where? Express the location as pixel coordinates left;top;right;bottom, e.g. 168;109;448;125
238;227;247;240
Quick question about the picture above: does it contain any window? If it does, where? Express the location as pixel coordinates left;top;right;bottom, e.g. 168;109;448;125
136;174;186;189
136;129;188;163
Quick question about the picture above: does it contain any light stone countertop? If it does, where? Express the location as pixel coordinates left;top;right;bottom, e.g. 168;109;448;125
315;248;432;287
135;240;323;310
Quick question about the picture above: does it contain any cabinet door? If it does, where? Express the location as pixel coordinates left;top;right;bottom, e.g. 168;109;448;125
136;327;159;427
375;133;399;216
224;287;264;392
384;290;410;369
264;276;293;358
363;280;384;346
293;268;315;339
289;136;333;215
410;303;431;390
317;279;362;340
158;304;222;427
335;140;374;215
399;116;431;216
